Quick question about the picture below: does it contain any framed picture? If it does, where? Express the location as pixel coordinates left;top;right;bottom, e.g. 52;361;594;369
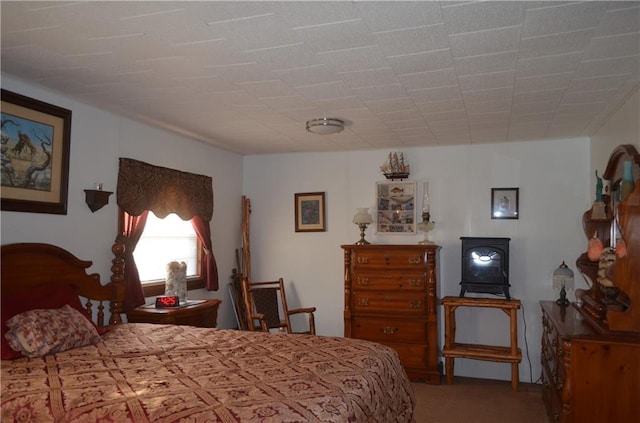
295;192;326;232
491;187;519;219
376;180;417;234
1;89;72;214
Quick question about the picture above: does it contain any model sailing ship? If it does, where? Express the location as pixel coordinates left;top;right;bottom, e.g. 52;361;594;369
380;152;410;180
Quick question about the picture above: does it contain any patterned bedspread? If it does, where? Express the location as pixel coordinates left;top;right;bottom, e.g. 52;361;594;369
2;324;415;422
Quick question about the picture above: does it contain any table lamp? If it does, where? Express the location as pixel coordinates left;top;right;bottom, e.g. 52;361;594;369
352;208;373;245
553;261;574;306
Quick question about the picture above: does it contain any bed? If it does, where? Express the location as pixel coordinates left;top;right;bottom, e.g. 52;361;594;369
1;242;415;422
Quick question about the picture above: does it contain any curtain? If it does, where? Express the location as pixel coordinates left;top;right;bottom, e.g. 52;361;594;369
118;210;149;312
116;158;219;306
117;158;213;221
191;215;219;291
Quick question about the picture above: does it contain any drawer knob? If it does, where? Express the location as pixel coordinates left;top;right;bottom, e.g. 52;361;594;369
358;298;369;306
357;278;369;285
382;326;398;334
408;257;422;264
357;256;369;264
408;279;421;287
384;295;393;301
409;300;422;309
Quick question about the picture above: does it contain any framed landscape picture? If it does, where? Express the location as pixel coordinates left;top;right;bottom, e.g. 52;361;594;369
295;192;326;232
1;89;72;214
376;181;417;234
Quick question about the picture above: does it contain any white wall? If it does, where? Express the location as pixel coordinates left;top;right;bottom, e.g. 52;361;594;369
590;86;640;177
1;75;244;329
243;138;591;383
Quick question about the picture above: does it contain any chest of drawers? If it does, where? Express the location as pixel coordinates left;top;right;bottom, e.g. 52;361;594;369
540;301;640;423
342;244;440;383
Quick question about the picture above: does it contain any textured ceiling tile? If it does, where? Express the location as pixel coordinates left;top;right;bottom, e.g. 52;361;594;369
522;2;607;38
351;83;408;102
574;56;640;79
519;29;594;59
355;1;443;32
415;99;466;114
594;5;640;36
1;1;638;154
374;25;449;57
459;71;515;92
516;52;583;78
407;85;462;102
337;67;400;89
515;73;573;92
318;45;389;72
448;26;522;57
272;64;336;86
454;51;518;76
293;19;376;51
423;109;468;122
441;1;526;34
397;69;459;90
582;32;640;61
387;49;455;74
365;97;417;113
462;87;513;103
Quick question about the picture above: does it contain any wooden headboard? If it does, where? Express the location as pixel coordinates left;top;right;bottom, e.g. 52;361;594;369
1;241;126;326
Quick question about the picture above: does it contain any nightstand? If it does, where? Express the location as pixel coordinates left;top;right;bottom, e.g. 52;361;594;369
126;299;221;328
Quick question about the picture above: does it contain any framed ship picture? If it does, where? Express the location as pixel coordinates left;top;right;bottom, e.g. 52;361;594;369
376;181;416;234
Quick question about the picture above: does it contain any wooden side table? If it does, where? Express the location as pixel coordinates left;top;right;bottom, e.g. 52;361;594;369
126;299;221;328
441;296;522;390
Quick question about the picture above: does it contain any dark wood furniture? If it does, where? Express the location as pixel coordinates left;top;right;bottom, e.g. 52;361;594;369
342;244;440;383
126;299;221;328
540;144;640;423
540;301;639;423
1;242;125;327
441;296;522;390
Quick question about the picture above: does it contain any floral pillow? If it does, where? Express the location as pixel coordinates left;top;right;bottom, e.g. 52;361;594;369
4;305;102;358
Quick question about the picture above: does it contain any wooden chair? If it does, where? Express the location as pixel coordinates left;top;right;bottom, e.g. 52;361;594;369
241;277;316;335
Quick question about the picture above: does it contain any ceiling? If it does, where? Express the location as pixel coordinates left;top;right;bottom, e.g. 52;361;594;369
1;1;639;155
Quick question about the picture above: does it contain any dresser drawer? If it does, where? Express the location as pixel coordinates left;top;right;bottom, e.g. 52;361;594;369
352;317;427;343
352;291;426;315
352;249;427;269
353;271;425;291
379;341;427;369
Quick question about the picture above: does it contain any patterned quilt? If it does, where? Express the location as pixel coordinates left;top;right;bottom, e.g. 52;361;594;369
2;324;415;422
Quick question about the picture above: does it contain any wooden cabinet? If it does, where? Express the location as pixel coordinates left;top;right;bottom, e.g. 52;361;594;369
540;301;640;423
126;299;221;328
342;244;440;383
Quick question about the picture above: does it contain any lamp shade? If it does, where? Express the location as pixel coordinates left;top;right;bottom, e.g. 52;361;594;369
352;208;373;224
306;118;344;135
553;261;574;290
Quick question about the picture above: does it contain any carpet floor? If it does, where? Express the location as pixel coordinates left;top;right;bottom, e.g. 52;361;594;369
412;377;548;423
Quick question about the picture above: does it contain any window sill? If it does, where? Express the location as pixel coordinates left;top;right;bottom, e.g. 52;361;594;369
142;278;205;297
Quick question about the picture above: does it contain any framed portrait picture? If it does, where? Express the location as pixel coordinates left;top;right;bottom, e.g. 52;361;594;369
1;89;72;214
491;187;519;219
376;180;417;234
295;192;326;232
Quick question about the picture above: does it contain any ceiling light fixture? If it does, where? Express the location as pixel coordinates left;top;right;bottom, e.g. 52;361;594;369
305;118;344;135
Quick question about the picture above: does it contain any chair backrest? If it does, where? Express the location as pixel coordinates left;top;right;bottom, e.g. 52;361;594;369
241;278;291;332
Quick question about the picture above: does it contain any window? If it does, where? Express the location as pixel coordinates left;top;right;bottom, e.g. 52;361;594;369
132;212;204;295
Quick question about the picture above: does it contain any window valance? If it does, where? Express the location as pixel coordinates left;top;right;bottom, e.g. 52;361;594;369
117;158;213;221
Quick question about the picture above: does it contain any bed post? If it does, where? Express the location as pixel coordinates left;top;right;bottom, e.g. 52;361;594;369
109;241;126;325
